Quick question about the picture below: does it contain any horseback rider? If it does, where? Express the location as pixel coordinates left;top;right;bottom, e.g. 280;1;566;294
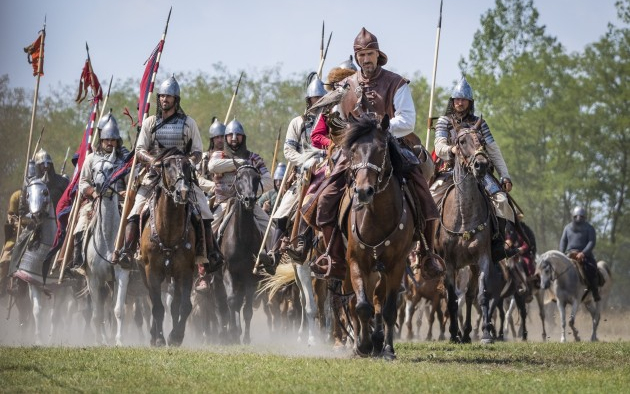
207;118;273;247
560;206;600;302
33;148;70;210
304;28;443;281
65;114;128;278
112;75;221;292
258;162;286;215
257;75;327;272
430;76;520;265
198;117;226;211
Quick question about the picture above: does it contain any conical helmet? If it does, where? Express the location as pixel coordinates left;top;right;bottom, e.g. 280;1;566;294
306;76;326;99
338;55;358;71
34;148;53;166
209;118;226;138
97;112;118;130
158;74;180;97
100;115;121;140
273;163;287;180
572;206;586;218
451;76;474;101
225;119;245;138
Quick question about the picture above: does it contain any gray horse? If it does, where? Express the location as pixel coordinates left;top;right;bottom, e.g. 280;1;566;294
84;151;130;345
537;250;611;342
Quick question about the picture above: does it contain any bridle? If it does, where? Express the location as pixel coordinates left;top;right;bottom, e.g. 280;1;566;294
232;164;263;203
349;133;393;195
159;155;190;205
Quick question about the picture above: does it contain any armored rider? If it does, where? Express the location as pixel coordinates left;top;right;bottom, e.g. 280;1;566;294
113;75;220;292
431;76;520;265
33;148;70;210
559;206;600;302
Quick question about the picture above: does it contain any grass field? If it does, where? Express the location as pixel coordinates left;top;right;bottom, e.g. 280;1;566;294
1;341;629;393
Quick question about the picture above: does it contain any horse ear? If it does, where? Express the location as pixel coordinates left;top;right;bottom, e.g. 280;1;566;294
232;157;241;169
474;114;483;130
184;138;193;155
380;114;390;132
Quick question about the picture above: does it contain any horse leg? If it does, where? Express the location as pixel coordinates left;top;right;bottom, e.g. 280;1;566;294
569;300;580;342
427;299;439;341
29;284;43;346
464;286;477;343
381;285;400;361
497;299;506;341
506;297;517;339
350;262;373;357
371;276;386;357
515;294;528;341
586;300;600;342
210;270;230;343
478;261;494;344
15;280;33;341
295;263;317;346
536;291;547;341
437;298;446;341
148;272;166;347
114;268;130;346
242;284;255;345
557;301;567;343
445;278;461;343
403;298;416;341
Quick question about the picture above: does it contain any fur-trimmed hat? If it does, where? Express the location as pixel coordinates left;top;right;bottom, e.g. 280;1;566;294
325;67;357;91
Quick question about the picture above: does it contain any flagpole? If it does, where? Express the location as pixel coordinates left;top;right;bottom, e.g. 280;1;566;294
223;71;244;124
425;0;443;149
270;127;281;177
92;75;113;151
114;7;172;257
17;18;46;243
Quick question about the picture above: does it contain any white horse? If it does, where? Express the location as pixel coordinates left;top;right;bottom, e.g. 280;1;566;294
84;151;130;346
537;250;611;342
10;176;74;344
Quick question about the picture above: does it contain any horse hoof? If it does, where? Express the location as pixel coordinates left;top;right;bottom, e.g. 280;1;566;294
356;302;374;320
480;337;494;345
381;345;396;361
355;342;373;358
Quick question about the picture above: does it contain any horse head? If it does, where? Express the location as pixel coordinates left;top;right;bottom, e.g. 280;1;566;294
24;175;51;223
452;116;489;179
537;256;553;290
153;147;192;205
233;159;262;210
343;114;393;206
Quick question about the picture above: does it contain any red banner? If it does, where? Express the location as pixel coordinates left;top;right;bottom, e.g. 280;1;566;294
75;59;103;103
138;40;164;125
23;31;45;76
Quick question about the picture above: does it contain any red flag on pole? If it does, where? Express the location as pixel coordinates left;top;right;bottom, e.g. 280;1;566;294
75;58;103;103
24;30;45;76
137;39;164;126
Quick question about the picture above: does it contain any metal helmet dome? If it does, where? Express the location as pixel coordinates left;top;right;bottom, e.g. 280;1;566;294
158;74;180;97
34;148;53;166
273;162;287;180
338;55;358;71
225;119;245;138
208;118;226;138
97;112;118;130
100;115;121;140
451;76;474;101
306;75;326;99
572;206;587;218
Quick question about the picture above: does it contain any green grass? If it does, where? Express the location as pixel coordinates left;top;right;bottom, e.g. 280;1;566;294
1;342;629;393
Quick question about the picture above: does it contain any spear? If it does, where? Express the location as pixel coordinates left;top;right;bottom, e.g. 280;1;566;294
270;127;282;177
316;31;333;79
224;71;244;124
60;146;70;176
425;0;443;149
113;7;172;259
319;21;324;64
30;126;45;160
92;75;114;151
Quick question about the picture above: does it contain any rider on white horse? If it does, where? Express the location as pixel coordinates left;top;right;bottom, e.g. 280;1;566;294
559;206;600;302
66;114;128;278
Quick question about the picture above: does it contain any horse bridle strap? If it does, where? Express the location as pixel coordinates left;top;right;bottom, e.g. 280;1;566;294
232;164;263;202
148;192;192;266
350;136;392;195
438;182;490;240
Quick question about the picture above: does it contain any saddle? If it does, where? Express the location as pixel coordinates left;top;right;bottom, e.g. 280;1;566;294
566;251;606;287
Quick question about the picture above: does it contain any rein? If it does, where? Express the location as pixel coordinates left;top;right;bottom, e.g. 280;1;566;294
232;164;263;203
349;134;392;195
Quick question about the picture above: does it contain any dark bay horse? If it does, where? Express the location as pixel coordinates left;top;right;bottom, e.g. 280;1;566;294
434;118;497;344
139;148;196;347
341;115;415;359
219;162;263;344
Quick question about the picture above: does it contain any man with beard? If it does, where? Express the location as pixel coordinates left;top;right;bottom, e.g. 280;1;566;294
431;76;520;266
65;114;128;277
207;119;273;239
560;206;600;302
198;117;226;211
113;75;220;292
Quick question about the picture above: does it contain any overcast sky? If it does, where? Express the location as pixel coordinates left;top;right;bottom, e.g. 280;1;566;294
0;0;622;98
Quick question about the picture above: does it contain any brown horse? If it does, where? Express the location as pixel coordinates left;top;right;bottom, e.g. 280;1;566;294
434;118;498;344
139;147;196;347
341;114;415;359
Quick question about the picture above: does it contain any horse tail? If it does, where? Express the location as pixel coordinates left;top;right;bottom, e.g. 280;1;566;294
257;263;295;300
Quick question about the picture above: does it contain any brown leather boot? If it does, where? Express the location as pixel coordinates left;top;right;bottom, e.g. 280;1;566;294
310;225;346;281
285;226;313;263
112;216;139;269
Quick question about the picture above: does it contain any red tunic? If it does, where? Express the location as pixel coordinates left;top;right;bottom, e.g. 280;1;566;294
310;114;331;149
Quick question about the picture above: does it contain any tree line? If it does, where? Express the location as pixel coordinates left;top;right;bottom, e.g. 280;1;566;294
1;0;628;304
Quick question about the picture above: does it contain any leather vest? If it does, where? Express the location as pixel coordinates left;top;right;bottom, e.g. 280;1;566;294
154;116;186;150
345;68;407;119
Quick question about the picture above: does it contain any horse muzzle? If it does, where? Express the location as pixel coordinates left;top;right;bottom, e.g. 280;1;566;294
353;184;375;205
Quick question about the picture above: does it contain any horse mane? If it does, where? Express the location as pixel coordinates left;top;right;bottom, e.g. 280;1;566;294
152;146;186;164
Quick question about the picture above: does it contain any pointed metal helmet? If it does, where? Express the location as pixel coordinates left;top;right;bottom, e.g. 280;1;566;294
451;76;474;101
572;206;587;218
34;148;53;166
97;112;118;130
225;119;245;138
100;115;121;140
209;118;226;138
273;162;287;180
158;74;180;97
338;55;358;71
306;76;326;99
